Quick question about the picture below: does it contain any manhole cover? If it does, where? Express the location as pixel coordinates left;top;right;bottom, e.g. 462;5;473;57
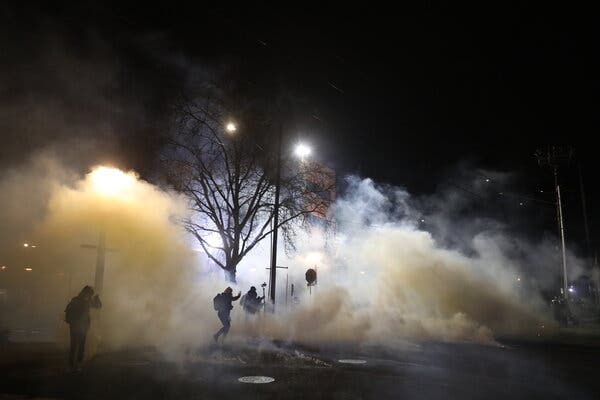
338;359;367;364
238;376;275;384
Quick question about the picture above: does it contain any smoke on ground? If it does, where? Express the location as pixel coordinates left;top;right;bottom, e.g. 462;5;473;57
1;157;577;358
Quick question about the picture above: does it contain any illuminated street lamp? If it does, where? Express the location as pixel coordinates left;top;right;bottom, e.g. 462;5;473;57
294;143;312;161
90;166;135;197
225;122;237;133
86;166;133;292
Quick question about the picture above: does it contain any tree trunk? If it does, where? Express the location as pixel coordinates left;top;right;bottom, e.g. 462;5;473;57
225;267;237;283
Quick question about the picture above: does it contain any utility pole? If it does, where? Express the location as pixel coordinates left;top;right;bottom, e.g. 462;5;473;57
81;231;116;294
536;146;573;299
555;173;568;299
269;123;283;308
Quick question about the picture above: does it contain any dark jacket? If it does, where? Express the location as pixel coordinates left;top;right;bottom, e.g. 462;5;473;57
220;292;240;313
242;290;264;314
65;295;102;331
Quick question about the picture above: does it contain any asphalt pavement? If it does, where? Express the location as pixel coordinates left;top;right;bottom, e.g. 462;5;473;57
1;339;600;400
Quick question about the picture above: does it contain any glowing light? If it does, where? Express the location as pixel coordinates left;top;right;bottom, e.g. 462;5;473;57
294;143;312;161
225;122;237;133
305;251;323;265
485;178;490;183
90;166;136;197
1;266;7;270
25;267;32;271
23;243;29;247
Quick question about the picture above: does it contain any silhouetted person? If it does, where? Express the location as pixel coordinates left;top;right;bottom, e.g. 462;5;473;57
241;286;264;316
65;285;101;370
213;287;240;343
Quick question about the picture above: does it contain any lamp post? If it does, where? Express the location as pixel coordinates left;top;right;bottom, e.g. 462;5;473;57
269;125;283;307
269;138;312;310
222;121;312;309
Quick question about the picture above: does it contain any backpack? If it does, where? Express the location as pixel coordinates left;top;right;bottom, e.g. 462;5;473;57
213;293;225;311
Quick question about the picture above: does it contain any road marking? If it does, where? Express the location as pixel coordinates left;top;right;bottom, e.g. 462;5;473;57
238;376;275;384
338;359;367;364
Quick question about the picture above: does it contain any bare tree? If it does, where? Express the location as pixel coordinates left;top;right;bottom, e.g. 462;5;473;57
162;95;334;282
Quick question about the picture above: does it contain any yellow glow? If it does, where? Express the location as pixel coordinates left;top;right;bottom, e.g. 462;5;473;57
1;266;7;270
25;267;32;271
90;166;136;197
23;243;29;247
225;122;237;133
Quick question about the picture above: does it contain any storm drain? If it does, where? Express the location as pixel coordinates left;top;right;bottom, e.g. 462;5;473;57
338;359;367;365
238;376;275;384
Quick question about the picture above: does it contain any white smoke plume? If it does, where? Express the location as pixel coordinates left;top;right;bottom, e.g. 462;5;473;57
1;157;577;359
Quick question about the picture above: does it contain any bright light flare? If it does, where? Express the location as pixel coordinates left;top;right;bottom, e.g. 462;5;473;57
305;251;323;265
24;267;32;271
294;143;312;161
23;243;29;247
90;166;136;197
225;122;237;133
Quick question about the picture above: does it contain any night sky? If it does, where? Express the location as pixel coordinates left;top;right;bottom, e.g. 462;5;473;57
1;3;598;251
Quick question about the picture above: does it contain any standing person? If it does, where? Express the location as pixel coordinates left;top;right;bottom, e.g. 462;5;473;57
64;285;102;370
241;286;264;316
212;287;240;343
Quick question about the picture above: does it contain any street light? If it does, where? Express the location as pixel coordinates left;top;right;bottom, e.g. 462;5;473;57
90;166;135;197
225;122;237;133
294;143;312;161
87;166;133;293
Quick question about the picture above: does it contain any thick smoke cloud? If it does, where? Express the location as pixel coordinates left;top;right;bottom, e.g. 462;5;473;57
1;157;580;358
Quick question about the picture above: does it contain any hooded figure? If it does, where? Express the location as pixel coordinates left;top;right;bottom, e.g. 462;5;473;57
213;287;240;343
241;286;264;315
64;285;102;369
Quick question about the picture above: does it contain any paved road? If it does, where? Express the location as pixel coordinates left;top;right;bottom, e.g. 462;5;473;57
1;339;599;399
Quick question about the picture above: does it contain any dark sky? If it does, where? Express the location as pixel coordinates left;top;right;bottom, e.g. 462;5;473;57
1;3;598;250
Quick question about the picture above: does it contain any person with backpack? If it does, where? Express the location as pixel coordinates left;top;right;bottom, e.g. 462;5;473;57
64;285;102;370
213;287;240;343
241;286;264;316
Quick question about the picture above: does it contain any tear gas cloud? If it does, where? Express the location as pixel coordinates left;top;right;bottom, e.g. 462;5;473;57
0;156;578;355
